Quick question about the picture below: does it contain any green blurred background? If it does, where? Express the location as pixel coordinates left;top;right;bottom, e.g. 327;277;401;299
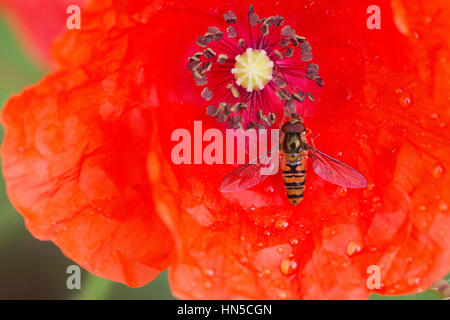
0;11;446;300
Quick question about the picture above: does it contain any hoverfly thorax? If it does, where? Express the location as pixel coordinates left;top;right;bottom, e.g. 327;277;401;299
281;117;306;154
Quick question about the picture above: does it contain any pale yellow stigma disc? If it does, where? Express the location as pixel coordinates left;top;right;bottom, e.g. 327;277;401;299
232;48;274;92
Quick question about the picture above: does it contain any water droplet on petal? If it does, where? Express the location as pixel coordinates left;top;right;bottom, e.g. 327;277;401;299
407;277;420;286
203;268;215;277
274;218;289;230
439;202;448;212
432;164;445;178
277;291;287;299
337;186;347;197
399;92;412;107
419;205;427;211
265;186;274;193
366;183;376;191
280;259;298;276
346;241;362;257
290;239;299;246
277;247;284;254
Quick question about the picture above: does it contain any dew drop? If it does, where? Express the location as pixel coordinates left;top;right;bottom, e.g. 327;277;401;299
439;202;448;212
277;247;284;254
430;113;438;120
256;242;264;248
399;92;412;107
264;230;271;237
366;183;376;191
290;239;299;246
274;218;289;230
407;277;420;286
280;259;298;276
419;205;427;211
432;164;445;178
203;268;215;277
277;291;287;299
265;186;274;193
337;186;347;197
346;241;362;257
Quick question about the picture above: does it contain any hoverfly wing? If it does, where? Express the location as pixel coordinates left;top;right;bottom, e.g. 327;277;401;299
306;145;366;188
220;146;280;192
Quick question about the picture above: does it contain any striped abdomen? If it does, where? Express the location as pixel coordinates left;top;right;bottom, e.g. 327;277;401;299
282;154;306;206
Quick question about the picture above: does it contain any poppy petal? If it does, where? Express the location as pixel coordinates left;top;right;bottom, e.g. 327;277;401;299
1;3;175;285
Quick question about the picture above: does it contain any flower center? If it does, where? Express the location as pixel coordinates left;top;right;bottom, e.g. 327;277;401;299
187;4;323;130
232;48;274;92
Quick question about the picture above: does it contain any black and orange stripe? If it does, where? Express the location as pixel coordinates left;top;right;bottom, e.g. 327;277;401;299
282;154;306;206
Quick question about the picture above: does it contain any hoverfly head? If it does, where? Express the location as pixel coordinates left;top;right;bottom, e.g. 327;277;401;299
282;114;305;134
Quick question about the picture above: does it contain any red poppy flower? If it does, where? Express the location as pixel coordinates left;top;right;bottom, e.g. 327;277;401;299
1;0;449;299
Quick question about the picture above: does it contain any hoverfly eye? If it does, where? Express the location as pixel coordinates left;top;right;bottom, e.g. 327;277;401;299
282;121;305;133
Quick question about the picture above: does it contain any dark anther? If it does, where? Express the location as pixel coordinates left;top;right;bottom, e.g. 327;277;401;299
192;70;207;86
279;38;290;47
223;10;237;24
227;83;240;98
206;105;218;117
248;4;259;26
300;41;313;61
273;76;287;89
198;62;212;73
207;27;223;41
204;48;216;59
247;122;266;130
281;26;295;37
217;54;228;64
201;87;213;101
187;59;201;71
227;115;243;130
292;91;306;102
305;64;319;80
196;36;212;47
284;99;295;115
285;47;294;58
305;92;315;101
261;24;269;36
227;26;237;38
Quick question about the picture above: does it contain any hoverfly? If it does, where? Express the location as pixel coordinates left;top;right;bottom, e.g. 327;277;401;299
219;114;367;205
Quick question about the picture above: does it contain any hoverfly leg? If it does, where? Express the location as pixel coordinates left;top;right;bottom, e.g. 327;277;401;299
309;133;320;149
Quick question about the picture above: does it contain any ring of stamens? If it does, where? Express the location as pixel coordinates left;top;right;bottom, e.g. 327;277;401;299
188;4;323;130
